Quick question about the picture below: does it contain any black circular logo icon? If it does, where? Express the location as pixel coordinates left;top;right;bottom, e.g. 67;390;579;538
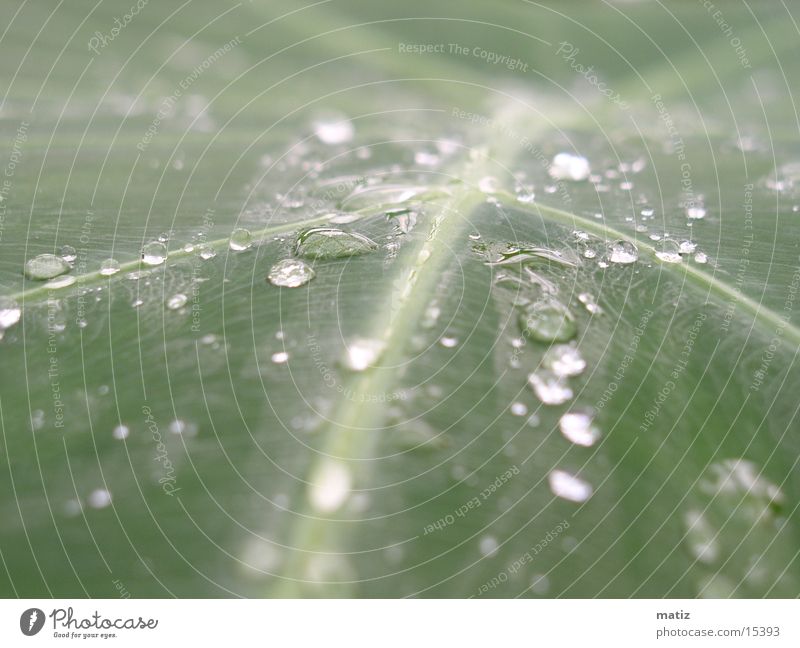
20;608;45;636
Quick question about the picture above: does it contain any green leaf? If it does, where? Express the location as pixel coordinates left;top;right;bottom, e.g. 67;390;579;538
1;0;798;598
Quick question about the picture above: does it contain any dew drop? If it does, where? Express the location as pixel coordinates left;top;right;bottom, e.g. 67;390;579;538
141;241;167;266
198;244;217;260
439;336;458;348
113;424;130;440
679;240;697;254
655;239;682;263
544;344;586;377
309;460;351;513
271;351;289;364
559;412;600;447
528;370;573;405
548;469;592;502
608;240;638;264
167;293;188;310
99;258;121;276
530;574;550;595
344;338;385;371
267;258;315;288
88;488;112;509
510;402;528;416
229;228;253;252
60;245;77;263
45;275;76;289
0;297;21;330
24;253;71;280
314;118;354;145
295;227;377;260
479;536;499;557
549;152;591;181
578;292;602;314
519;299;577;343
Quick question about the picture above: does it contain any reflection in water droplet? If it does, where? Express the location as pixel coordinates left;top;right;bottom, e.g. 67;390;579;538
544;344;586;377
295;227;378;260
548;469;592;502
578;292;602;314
267;258;315;288
608;240;638;264
229;228;253;251
694;251;708;264
167;293;188;310
309;460;351;513
679;240;697;254
549;152;590;181
519;300;577;343
528;370;573;405
24;254;71;280
100;258;121;276
88;488;112;509
344;338;385;371
559;412;600;446
530;574;550;595
439;336;458;348
141;241;167;266
0;297;21;330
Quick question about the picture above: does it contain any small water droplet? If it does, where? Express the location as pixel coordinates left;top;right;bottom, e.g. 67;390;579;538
544;344;586;377
113;424;130;440
608;240;638;264
309;460;351;513
88;488;112;509
60;245;77;263
548;469;592;502
99;258;121;276
198;244;217;260
271;351;289;364
0;297;21;330
229;228;253;251
528;370;573;405
295;227;377;260
141;241;167;266
24;253;71;280
439;336;458;348
479;536;499;557
687;205;707;220
314;117;354;145
344;338;385;371
578;292;602;314
519;299;577;343
510;402;528;416
559;412;600;446
167;293;188;310
478;176;500;194
45;275;77;289
694;251;708;264
655;239;683;263
267;258;315;288
549;152;590;181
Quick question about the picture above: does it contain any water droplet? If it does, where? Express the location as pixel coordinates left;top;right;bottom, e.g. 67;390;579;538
548;469;592;502
687;205;707;220
99;258;121;276
0;297;21;330
131;298;144;308
655;239;682;263
198;244;217;260
267;258;315;288
414;151;439;166
295;227;377;260
439;336;458;348
314;117;354;145
271;351;289;364
510;402;528;416
309;460;351;513
528;370;573;405
559;412;600;446
229;228;253;251
578;292;602;314
549;152;590;181
683;509;719;564
519;299;577;343
608;240;638;264
344;338;385;371
167;293;188;310
679;240;697;254
530;574;550;595
45;275;76;289
24;253;71;280
478;176;500;194
141;241;167;266
544;344;586;377
60;245;77;263
88;488;112;509
479;536;499;557
694;251;708;264
113;424;130;440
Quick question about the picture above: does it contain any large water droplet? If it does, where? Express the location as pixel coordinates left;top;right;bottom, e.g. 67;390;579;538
99;258;121;276
549;152;590;181
528;370;573;405
0;297;21;330
519;300;577;343
608;240;638;264
295;227;377;260
548;469;592;502
267;258;315;288
229;228;253;252
24;254;71;280
141;241;167;266
559;412;600;446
